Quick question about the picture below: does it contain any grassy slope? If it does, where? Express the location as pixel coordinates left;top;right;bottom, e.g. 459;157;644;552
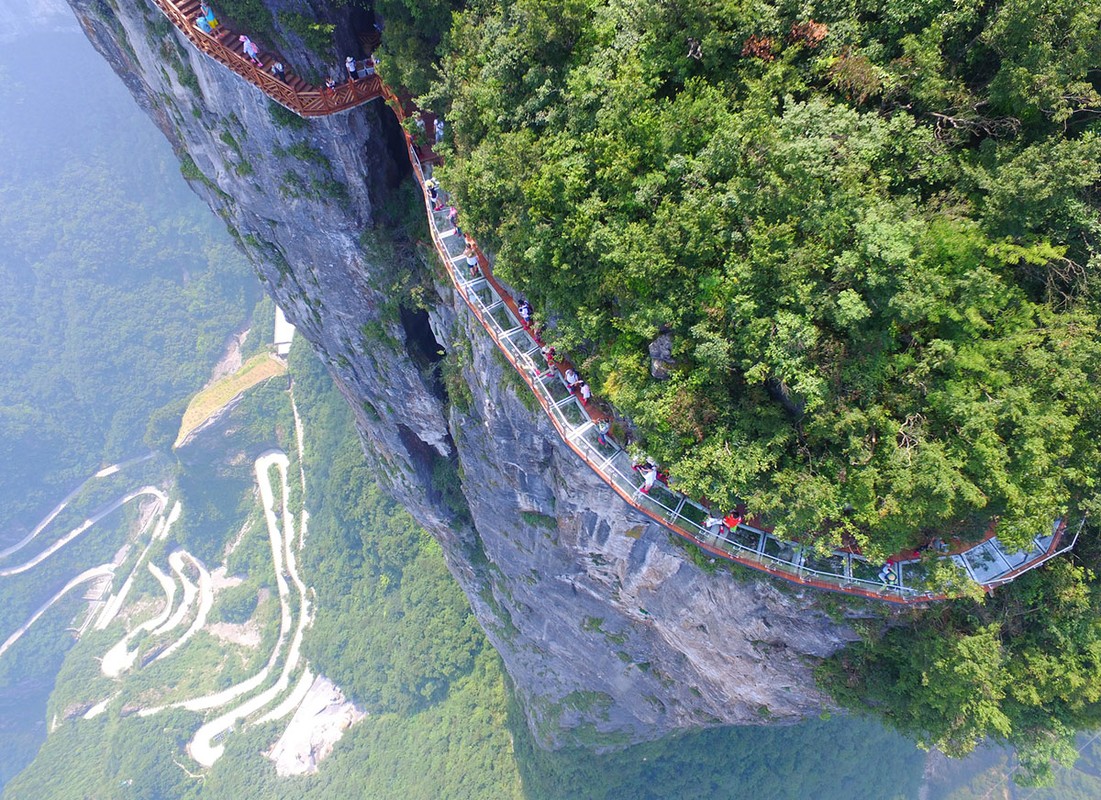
174;354;287;447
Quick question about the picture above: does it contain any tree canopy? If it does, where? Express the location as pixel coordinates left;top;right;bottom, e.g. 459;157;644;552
820;533;1101;785
401;0;1101;558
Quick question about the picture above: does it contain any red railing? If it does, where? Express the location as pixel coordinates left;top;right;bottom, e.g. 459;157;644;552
147;0;382;116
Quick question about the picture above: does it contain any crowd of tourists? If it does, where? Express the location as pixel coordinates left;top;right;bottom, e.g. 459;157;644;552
191;2;377;96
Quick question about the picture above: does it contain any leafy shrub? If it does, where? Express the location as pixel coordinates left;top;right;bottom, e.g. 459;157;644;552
277;12;335;57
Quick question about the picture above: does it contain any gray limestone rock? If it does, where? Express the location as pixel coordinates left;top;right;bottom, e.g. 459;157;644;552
66;0;859;748
648;331;675;380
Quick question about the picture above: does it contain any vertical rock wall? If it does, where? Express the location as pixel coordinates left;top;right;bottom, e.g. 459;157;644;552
67;0;858;746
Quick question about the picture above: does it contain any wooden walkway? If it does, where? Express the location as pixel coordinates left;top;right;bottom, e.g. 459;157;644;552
148;0;382;116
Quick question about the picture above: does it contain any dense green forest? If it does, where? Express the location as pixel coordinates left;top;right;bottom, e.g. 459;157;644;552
8;0;1101;793
4;337;929;799
0;34;256;532
0;30;256;790
370;0;1101;785
920;732;1101;799
410;0;1101;559
814;524;1101;786
184;341;930;800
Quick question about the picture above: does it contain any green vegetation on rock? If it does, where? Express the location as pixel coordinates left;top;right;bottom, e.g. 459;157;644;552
820;532;1101;786
421;0;1101;561
381;0;1101;783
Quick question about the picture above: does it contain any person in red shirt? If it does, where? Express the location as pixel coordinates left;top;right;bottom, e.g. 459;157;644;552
722;513;743;534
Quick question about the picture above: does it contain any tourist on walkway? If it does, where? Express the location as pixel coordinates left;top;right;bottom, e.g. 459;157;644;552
239;35;263;66
447;205;462;237
463;245;480;277
200;0;218;27
517;300;533;328
270;61;286;82
721;512;743;535
636;461;658;495
596;419;612;447
196;14;214;33
346;56;358;81
539;345;557;378
578;381;592;405
425;178;442;210
564;367;580;392
434;118;445;143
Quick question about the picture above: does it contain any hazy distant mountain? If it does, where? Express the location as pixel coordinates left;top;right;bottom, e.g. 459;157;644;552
0;0;76;41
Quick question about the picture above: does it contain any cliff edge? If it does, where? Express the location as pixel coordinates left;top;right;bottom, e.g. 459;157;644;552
67;0;857;746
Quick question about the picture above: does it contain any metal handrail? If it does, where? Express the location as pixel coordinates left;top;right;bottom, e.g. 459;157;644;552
394;128;1073;603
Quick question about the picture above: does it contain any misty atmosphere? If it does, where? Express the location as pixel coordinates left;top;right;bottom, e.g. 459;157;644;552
2;1;1101;798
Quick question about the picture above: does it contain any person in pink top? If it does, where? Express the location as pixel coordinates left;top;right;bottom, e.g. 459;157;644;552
239;35;263;66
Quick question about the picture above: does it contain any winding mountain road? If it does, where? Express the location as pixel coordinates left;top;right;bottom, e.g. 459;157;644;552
154;551;213;662
0;487;168;577
101;561;178;678
0;565;115;658
95;500;179;631
0;453;154;562
187;451;312;766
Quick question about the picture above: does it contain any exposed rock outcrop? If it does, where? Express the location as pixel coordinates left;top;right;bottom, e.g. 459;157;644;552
648;330;675;380
267;675;365;776
67;0;858;747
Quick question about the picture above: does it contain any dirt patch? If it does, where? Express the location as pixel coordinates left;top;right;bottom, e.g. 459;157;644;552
209;565;244;592
208;621;262;649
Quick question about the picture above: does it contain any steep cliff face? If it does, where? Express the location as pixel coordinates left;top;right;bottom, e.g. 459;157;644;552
68;0;859;746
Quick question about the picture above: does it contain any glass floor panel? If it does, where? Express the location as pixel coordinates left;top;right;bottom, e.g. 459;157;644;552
443;235;467;257
602;451;636;481
993;539;1032;569
803;553;848;578
644;483;680;512
850;558;883;584
678;502;710;528
498;335;528;364
559;400;588;426
1033;531;1058;553
490;305;516;330
545;380;573;403
474;285;494;306
762;536;800;566
724;525;764;553
580;427;622;460
962;541;1011;582
635;491;678;520
900;560;928;589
